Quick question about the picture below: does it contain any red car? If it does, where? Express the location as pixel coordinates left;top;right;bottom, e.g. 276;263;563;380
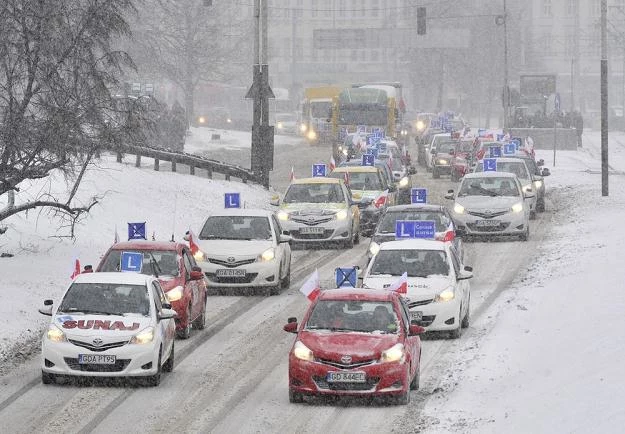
450;138;478;182
96;241;207;339
283;289;424;405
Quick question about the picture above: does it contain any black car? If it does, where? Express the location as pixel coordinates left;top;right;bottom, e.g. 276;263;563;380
340;159;412;205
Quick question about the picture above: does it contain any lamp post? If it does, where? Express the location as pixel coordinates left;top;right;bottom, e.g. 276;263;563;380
497;0;510;130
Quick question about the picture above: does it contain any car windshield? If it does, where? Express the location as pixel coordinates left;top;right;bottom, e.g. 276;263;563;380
283;183;345;204
378;211;450;233
330;171;382;190
58;283;150;316
475;161;530;180
99;250;180;277
376;154;403;171
305;300;399;334
370;249;450;277
199;216;272;240
437;141;457;154
458;177;520;197
276;114;296;122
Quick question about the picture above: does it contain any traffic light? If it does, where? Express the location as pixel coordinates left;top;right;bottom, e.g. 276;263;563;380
417;7;426;35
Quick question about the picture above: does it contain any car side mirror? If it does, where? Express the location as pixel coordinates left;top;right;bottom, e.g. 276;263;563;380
162;303;172;310
409;166;417;175
39;299;54;316
409;323;426;336
541;168;550;176
444;189;455;200
524;191;535;199
388;184;397;193
279;234;292;243
270;195;280;206
457;270;473;281
449;150;455;155
189;270;204;281
158;308;177;321
537;159;545;167
283;320;298;333
430;148;436;154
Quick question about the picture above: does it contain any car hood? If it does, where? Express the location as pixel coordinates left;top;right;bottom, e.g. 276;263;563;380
158;275;184;292
351;190;382;203
281;203;346;213
298;330;399;361
196;239;272;256
456;195;521;211
52;314;152;339
363;275;452;300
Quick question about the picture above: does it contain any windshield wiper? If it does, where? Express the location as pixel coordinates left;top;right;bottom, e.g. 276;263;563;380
60;308;125;316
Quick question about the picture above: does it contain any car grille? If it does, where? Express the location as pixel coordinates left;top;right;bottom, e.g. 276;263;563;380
208;258;256;268
68;339;128;352
64;357;131;372
408;299;433;308
316;358;376;369
466;222;511;232
292;230;335;240
291;216;333;225
467;210;508;219
204;273;258;284
414;315;436;327
313;375;380;391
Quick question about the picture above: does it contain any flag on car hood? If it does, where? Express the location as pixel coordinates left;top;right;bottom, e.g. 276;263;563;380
70;258;81;280
299;269;320;302
329;156;336;171
186;229;200;255
373;189;389;208
290;166;296;182
386;272;407;294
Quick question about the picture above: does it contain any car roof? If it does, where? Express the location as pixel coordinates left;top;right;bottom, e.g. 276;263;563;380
378;239;447;251
205;208;273;217
464;171;517;179
331;166;378;173
318;288;398;302
291;177;342;185
385;204;446;213
72;272;153;285
108;241;184;251
480;157;526;163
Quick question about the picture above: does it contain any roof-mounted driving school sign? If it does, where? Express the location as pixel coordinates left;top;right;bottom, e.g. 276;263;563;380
127;222;147;241
503;143;516;155
483;158;497;172
362;154;375;166
489;146;502;158
312;163;327;177
395;220;436;239
411;188;427;204
335;267;358;288
224;193;241;208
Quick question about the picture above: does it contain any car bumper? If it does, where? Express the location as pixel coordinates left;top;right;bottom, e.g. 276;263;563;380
198;259;280;288
358;209;383;234
280;220;353;244
41;339;159;378
453;212;528;236
433;164;452;173
407;298;461;332
288;356;409;397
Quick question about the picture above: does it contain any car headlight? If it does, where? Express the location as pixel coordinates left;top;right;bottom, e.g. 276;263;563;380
277;210;290;221
226;118;232;123
401;129;408;136
300;123;307;133
342;148;348;156
293;340;314;361
438;159;448;165
167;286;184;303
198;116;206;124
380;343;405;363
277;122;283;129
434;287;455;302
335;209;348;220
453;203;465;214
511;202;524;213
369;241;380;256
194;250;205;261
259;247;275;261
416;120;425;131
307;129;317;141
533;179;543;189
47;324;66;343
398;176;409;187
130;326;154;345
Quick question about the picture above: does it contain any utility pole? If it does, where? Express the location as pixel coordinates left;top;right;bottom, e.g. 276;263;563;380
246;0;274;189
503;0;509;130
601;0;609;196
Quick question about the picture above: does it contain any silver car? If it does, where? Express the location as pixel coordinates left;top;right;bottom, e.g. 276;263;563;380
445;172;534;241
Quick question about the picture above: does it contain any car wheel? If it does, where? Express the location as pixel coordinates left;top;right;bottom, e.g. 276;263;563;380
280;266;291;289
177;304;192;339
530;210;536;220
432;167;440;179
163;342;174;372
449;307;462;339
289;390;304;403
520;226;529;242
353;228;360;245
146;349;162;387
451;171;459;182
461;297;470;329
192;297;206;330
409;364;420;390
42;371;56;385
343;233;355;249
536;199;545;212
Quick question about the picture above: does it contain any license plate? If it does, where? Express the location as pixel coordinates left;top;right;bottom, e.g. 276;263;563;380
476;219;500;227
300;227;325;234
326;371;366;383
410;311;423;321
216;269;246;277
78;354;116;364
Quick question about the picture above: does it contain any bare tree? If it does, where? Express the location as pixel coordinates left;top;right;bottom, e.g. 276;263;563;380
0;0;137;229
130;0;252;124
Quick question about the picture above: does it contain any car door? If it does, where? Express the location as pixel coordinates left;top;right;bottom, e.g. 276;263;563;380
271;215;290;277
344;184;360;230
182;251;200;320
449;247;469;316
398;297;419;376
151;280;175;354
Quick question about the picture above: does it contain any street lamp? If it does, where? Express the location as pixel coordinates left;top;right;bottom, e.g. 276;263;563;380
496;0;509;130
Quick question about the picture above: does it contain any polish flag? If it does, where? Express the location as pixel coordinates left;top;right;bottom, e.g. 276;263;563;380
329;156;336;171
299;269;321;302
387;151;393;169
343;168;350;185
373;189;389;209
186;229;201;255
290;166;296;182
70;258;81;280
386;271;408;294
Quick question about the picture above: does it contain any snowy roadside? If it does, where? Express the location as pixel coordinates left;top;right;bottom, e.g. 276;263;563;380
412;132;625;433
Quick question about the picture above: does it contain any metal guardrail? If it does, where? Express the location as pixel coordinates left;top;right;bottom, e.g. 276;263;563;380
110;143;260;185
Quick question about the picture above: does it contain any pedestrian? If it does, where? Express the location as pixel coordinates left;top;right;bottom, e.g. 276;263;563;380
573;110;584;147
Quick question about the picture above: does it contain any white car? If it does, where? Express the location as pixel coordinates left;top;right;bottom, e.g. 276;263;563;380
193;209;292;295
445;171;534;241
363;239;472;338
39;272;176;386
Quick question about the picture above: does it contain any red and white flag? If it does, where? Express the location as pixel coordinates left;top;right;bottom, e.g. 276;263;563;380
299;269;321;302
387;151;393;169
329;156;336;171
373;189;389;209
343;168;350;185
289;166;296;182
70;258;81;280
387;272;408;294
186;229;201;255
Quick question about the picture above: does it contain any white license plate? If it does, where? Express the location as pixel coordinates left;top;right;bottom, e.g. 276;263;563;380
216;269;246;277
300;227;325;234
476;219;500;227
410;311;423;321
78;354;116;364
326;371;366;383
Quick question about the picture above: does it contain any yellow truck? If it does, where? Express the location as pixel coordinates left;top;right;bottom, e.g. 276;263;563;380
300;86;342;144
